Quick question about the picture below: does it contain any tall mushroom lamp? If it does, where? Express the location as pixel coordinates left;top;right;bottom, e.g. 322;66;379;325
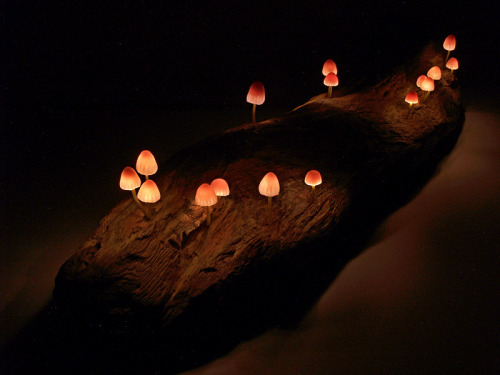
195;183;218;225
324;73;339;98
305;170;322;193
246;81;265;123
136;150;158;180
137;179;161;219
322;59;338;76
259;172;280;208
421;77;435;100
443;34;456;62
211;178;230;201
446;57;459;74
405;91;419;118
120;166;149;217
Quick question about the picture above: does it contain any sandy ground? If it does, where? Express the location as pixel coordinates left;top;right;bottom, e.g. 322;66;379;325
182;111;500;374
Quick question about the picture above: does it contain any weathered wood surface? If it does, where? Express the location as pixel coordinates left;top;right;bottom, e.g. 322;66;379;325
54;43;463;358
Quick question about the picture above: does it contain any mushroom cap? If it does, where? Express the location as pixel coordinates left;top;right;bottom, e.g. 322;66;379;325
446;57;459;70
246;81;265;105
322;59;338;76
427;66;442;80
416;75;427;88
421;77;435;92
195;183;217;207
323;72;339;87
259;172;280;197
405;91;419;105
305;170;322;187
443;35;456;51
119;167;141;190
137;180;161;203
136;150;158;176
210;178;230;197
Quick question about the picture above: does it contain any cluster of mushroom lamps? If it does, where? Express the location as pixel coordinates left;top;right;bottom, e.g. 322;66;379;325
120;154;323;225
120;34;458;224
405;35;459;113
119;150;160;219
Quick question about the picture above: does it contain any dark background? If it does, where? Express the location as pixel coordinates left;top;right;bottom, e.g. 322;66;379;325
1;0;499;372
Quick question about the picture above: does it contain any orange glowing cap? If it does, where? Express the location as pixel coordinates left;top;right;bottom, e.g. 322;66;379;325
405;91;419;105
210;178;230;197
416;75;427;88
195;183;217;206
324;72;339;87
427;66;442;80
446;57;459;71
305;170;322;187
322;59;338;76
119;167;141;190
246;81;265;105
421;77;435;92
443;35;456;51
137;180;161;203
259;172;280;197
136;150;158;176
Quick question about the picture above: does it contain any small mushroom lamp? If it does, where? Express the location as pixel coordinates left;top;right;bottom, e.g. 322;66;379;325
324;72;339;98
195;183;217;225
322;59;338;76
416;75;427;89
210;178;230;200
446;57;459;74
427;66;442;81
136;150;158;180
305;170;322;192
120;166;149;217
421;77;435;100
246;81;265;123
137;179;161;218
443;35;456;62
259;172;280;208
405;91;419;108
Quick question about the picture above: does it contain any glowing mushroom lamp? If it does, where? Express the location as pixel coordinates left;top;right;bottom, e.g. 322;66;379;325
259;172;280;208
416;75;427;89
137;179;161;218
195;183;218;225
427;66;442;81
421;77;435;100
443;34;456;62
305;170;322;193
446;57;459;74
322;59;338;76
324;72;339;98
405;91;419;118
210;178;230;201
120;166;149;217
136;150;158;180
246;81;265;123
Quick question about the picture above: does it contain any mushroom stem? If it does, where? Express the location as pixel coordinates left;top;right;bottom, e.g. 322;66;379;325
328;86;332;98
145;175;149;180
445;50;451;62
252;103;256;123
206;206;211;226
424;91;430;101
268;196;272;209
131;189;150;219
